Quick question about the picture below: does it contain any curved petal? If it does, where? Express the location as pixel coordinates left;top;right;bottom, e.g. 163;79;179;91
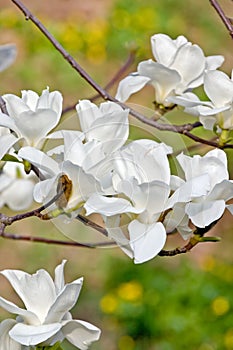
84;193;141;216
0;133;18;160
3;95;30;121
1;269;56;324
85;109;129;153
18;147;59;176
76;100;102;134
115;74;151;102
0;44;17;72
9;323;62;346
61;319;101;350
54;260;66;293
0;319;21;350
0;296;39;325
129;221;166;264
33;176;57;203
45;278;83;323
138;60;181;105
204;70;233;107
13;109;59;147
205;55;224;70
21;90;39;111
171;44;205;89
166;173;210;209
2;178;35;211
0;113;20;135
207;180;233;202
38;89;63;118
186;200;226;227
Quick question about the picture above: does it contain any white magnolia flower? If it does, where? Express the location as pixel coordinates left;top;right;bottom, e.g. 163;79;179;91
85;140;172;264
0;44;17;72
0;260;101;349
18;145;101;215
166;149;233;232
116;33;224;106
169;70;233;130
0;88;63;158
76;100;129;154
0;160;36;211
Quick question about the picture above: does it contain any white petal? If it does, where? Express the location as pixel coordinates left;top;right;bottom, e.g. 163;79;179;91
0;319;21;350
76;100;102;134
185;200;226;227
138;60;181;105
38;89;63;118
3;95;30;121
171;44;206;89
129;221;166;263
204;70;233;107
9;323;62;346
85;108;129;153
166;174;210;209
115;74;150;102
18;147;59;176
0;44;17;72
0;133;18;160
84;193;141;216
1;269;56;324
151;33;184;66
0;296;39;325
13;109;59;147
33;177;57;203
21;90;39;111
45;278;83;323
61;319;101;350
205;55;224;70
207;180;233;202
0;112;20;135
2;178;35;211
199;115;216;130
54;260;67;293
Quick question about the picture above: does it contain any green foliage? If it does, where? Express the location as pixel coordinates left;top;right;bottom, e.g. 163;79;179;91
99;256;233;350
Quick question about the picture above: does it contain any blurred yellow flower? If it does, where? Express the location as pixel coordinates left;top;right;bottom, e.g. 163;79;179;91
225;329;233;349
100;293;118;314
117;281;143;302
211;296;230;316
118;335;135;350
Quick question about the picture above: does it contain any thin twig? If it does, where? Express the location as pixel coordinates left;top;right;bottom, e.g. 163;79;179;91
62;50;137;114
0;230;116;248
209;0;233;39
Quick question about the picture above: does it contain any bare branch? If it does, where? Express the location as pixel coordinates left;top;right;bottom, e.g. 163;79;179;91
209;0;233;39
62;50;137;114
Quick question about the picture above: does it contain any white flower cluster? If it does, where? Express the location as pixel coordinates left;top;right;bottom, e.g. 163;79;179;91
0;37;232;266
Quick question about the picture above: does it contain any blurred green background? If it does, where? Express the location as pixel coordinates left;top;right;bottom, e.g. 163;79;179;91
0;0;233;349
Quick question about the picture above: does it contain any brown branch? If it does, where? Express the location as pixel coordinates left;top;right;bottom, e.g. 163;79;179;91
0;230;116;248
62;50;137;114
209;0;233;39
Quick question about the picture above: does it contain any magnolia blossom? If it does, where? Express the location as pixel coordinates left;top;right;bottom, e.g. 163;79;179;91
0;88;63;158
0;260;101;349
0;44;16;72
165;149;233;235
168;70;233;130
85;139;172;264
116;33;224;106
0;159;36;211
76;100;129;154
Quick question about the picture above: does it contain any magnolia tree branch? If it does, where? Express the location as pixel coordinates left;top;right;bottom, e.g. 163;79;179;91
11;0;233;149
209;0;233;39
62;50;137;114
